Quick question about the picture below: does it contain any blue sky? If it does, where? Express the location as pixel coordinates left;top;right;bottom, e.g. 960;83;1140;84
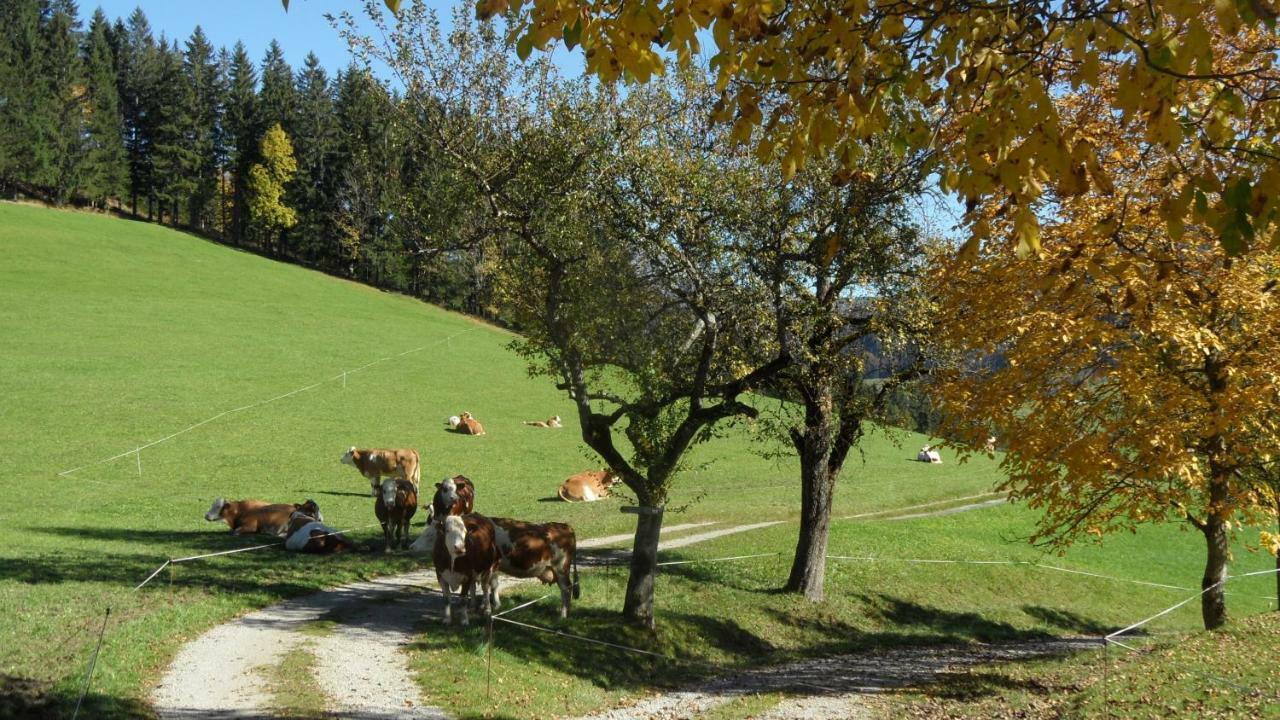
88;0;585;78
91;0;396;73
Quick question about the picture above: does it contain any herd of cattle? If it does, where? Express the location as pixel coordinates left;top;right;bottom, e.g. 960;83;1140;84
202;421;618;625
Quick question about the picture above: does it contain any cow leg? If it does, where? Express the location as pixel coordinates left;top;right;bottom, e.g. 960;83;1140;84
459;579;471;626
479;572;493;619
437;572;452;625
369;474;380;496
489;576;502;610
557;571;572;619
382;522;393;553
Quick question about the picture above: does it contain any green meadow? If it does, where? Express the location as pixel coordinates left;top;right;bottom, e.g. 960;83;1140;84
1;202;1275;718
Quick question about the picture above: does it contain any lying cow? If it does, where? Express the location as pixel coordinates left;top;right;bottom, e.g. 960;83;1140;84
917;445;943;464
341;446;421;496
284;511;355;553
558;469;618;502
375;477;418;552
435;514;500;625
456;412;485;436
205;498;322;537
489;517;580;618
523;415;562;428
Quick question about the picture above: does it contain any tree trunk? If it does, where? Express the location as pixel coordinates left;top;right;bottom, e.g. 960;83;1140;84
1200;513;1230;630
785;451;833;601
622;508;663;629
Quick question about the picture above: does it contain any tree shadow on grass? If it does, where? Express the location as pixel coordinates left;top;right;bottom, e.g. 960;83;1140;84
1020;605;1114;635
1;673;151;720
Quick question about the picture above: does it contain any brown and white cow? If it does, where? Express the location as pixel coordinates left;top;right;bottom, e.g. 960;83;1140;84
558;469;618;502
341;447;421;496
205;498;322;537
409;475;476;553
523;415;562;428
375;477;418;552
434;514;500;625
489;517;580;618
456;412;485;436
284;512;356;553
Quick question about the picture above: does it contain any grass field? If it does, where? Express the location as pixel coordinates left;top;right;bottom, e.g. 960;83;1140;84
1;202;1276;719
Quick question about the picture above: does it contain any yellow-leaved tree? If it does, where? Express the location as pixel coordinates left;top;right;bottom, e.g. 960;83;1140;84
247;123;299;255
930;67;1280;630
480;0;1279;261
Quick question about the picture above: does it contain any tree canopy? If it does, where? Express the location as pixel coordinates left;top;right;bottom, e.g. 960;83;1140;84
480;0;1279;264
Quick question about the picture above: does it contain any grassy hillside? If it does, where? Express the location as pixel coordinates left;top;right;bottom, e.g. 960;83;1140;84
0;203;1274;719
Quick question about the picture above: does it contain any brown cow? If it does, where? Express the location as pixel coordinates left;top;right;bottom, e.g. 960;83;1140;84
284;512;355;553
375;477;418;552
341;447;421;496
204;498;322;537
558;469;618;502
434;514;500;625
489;517;580;618
523;415;562;428
456;412;485;436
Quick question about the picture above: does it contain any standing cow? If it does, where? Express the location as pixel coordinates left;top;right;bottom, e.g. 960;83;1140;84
375;477;418;552
489;517;580;617
434;514;500;625
341;447;421;496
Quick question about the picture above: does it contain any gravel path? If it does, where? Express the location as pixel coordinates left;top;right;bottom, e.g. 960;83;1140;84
574;639;1099;720
150;497;1011;719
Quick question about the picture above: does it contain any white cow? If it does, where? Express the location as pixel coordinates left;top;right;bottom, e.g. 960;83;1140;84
917;445;942;464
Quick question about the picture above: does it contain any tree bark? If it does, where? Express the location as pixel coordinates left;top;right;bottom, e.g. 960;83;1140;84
1200;513;1230;630
785;454;833;600
623;508;663;629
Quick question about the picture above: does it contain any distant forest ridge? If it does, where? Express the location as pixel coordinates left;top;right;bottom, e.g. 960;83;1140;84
0;1;495;319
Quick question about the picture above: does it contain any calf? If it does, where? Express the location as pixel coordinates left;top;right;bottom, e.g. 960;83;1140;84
284;512;355;553
558;469;618;502
340;447;421;496
375;477;418;552
434;514;500;625
456;412;485;436
205;498;322;537
489;517;580;618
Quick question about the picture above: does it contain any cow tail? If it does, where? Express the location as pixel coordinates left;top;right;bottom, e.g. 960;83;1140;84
411;451;421;488
558;486;573;502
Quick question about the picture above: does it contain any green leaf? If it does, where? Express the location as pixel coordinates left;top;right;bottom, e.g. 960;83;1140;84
516;33;534;61
564;20;583;50
384;0;402;13
281;0;289;9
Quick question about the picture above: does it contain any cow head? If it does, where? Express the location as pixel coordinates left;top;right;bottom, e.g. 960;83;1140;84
298;499;323;522
443;515;467;560
205;498;228;522
460;411;473;421
447;415;461;429
340;447;358;466
432;477;458;516
601;469;620;489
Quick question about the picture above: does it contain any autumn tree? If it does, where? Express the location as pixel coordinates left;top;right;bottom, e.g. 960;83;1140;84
930;69;1280;631
247;122;298;252
477;0;1279;267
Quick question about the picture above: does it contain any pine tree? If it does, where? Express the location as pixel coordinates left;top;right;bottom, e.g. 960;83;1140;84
150;37;196;225
290;52;337;264
332;65;396;281
40;0;86;205
116;8;158;217
224;41;258;244
80;8;127;208
258;40;296;135
0;0;45;196
183;26;221;230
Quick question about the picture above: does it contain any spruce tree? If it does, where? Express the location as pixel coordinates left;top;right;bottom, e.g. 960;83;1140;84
41;0;86;205
150;37;196;225
258;40;296;135
80;8;127;208
224;42;259;244
0;1;45;195
291;52;337;264
184;26;221;230
117;8;158;217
